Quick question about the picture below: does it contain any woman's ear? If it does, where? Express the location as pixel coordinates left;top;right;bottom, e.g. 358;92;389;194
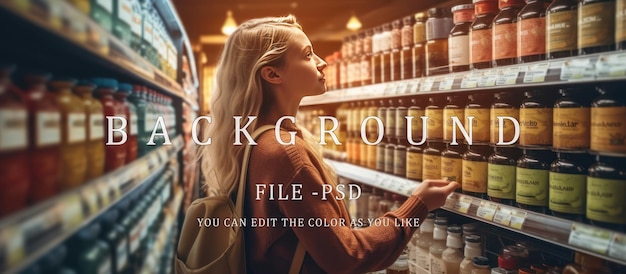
260;66;282;84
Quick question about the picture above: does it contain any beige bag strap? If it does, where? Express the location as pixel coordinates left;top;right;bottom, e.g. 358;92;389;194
289;241;306;274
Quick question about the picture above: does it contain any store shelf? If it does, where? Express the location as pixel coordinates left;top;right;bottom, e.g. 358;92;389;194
326;159;626;266
302;52;626;106
0;0;184;99
0;135;185;273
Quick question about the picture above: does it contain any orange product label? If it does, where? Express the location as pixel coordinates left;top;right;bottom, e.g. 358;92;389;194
590;107;626;153
578;2;615;48
441;157;463;183
465;108;490;142
426;109;444;139
444;108;466;141
519;108;553;146
471;29;492;63
491;108;519;144
518;17;546;57
407;151;423;180
462;160;488;193
553;108;590;149
547;10;577;52
422;154;442;180
493;23;517;60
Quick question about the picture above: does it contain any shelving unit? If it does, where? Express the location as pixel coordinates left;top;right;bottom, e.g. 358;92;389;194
0;136;184;273
302;51;626;106
326;159;626;266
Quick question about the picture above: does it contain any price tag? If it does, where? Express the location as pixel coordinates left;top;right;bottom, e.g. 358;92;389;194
560;58;595;81
609;233;626;260
478;70;498;87
493;206;513;226
59;194;84;230
108;177;122;199
509;209;527;229
496;67;521;86
453;196;473;214
596;53;626;78
408;79;421;93
420;78;435;92
80;187;100;216
523;63;550;83
96;180;111;207
460;72;480;89
384;83;395;95
438;75;455;91
397;81;409;94
443;193;458;209
2;226;24;268
476;201;498;221
568;223;613;254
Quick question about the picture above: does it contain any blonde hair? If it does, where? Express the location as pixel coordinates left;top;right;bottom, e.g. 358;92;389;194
198;15;336;196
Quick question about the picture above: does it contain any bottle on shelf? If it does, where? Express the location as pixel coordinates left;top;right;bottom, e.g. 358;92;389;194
429;219;449;274
406;142;424;181
562;252;612;274
372;26;383;85
516;149;555;214
470;0;499;69
380;23;393;83
459;234;483;274
470;256;491;274
426;96;445;141
586;155;626;231
128;85;149;157
490;92;522;145
407;97;426;144
73;80;105;181
517;0;551;63
618;0;626;50
488;146;521;206
90;0;114;32
368;188;383;219
387;254;410;274
493;0;526;66
362;29;374;86
491;254;519;274
519;90;555;148
113;0;132;46
442;225;464;274
465;93;492;143
99;209;129;273
426;7;454;76
462;144;491;199
549;152;591;221
578;0;616;55
93;78;127;172
391;19;403;82
414;213;435;273
590;85;626;154
552;88;593;151
441;143;464;189
449;4;475;72
545;0;579;59
413;12;428;78
444;95;468;143
67;223;112;274
401;16;415;80
130;0;143;54
423;141;445;180
116;83;138;163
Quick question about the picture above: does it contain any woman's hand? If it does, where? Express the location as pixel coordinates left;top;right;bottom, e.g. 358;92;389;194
411;179;460;211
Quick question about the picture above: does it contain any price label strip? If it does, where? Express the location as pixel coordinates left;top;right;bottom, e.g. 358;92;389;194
568;223;613;255
493;206;513;226
384;83;395;95
438;75;455;91
523;63;550;83
609;233;626;260
80;187;100;216
596;53;626;78
108;176;122;200
478;70;498;87
397;81;409;94
460;72;481;89
496;67;521;86
443;193;459;209
59;193;84;230
476;201;498;221
453;196;473;214
420;78;435;92
509;209;527;230
1;225;25;268
96;180;111;207
560;58;595;81
408;79;421;93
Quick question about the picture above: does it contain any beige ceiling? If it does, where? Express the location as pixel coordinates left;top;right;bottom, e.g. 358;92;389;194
174;0;464;65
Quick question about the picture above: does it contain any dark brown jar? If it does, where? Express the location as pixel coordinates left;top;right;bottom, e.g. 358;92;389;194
444;95;468;143
396;98;409;139
462;144;492;199
426;96;446;141
442;143;465;188
406;144;424;180
426;8;454;76
517;0;551;63
371;26;383;85
618;0;626;50
384;137;397;174
519;90;555;147
578;0;616;55
586;155;626;231
376;138;387;172
381;23;393;83
391;20;403;82
394;138;409;177
449;4;475;72
590;85;626;154
470;0;499;70
386;99;397;140
423;141;445;180
361;29;374;86
488;146;522;205
491;92;523;145
351;34;363;88
407;98;426;143
465;93;493;143
401;16;415;80
553;88;594;150
549;152;590;222
546;0;579;59
493;0;525;66
516;149;555;214
413;13;428;78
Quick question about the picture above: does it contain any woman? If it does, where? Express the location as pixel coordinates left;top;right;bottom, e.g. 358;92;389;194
198;15;459;274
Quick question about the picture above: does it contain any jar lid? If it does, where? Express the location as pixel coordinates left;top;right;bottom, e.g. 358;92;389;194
426;212;436;219
383;23;392;31
472;256;490;267
499;0;526;8
392;19;402;28
448;224;462;234
435;218;448;226
452;4;475;13
118;83;133;94
91;77;118;89
415;12;427;22
498;254;519;270
403;15;415;25
428;7;451;18
465;234;482;243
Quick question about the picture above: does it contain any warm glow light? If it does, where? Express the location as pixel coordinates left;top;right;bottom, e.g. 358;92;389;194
346;14;362;31
221;10;238;36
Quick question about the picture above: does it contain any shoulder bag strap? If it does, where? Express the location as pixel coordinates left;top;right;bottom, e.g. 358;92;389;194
289;241;306;274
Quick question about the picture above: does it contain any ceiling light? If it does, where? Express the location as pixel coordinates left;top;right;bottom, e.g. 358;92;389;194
221;10;238;36
346;13;362;31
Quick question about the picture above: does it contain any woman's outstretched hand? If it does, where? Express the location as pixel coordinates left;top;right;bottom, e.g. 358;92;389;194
411;179;460;212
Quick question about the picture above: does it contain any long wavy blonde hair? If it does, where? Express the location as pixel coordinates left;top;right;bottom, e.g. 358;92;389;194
198;15;336;197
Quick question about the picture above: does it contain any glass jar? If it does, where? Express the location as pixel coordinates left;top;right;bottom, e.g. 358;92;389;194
516;149;555;214
396;98;409;139
423;141;445;180
391;19;403;82
470;0;499;69
394;138;408;177
426;8;454;76
462;144;491;199
385;138;396;175
407;144;424;180
426;96;446;141
357;185;371;221
618;0;626;50
466;93;493;143
413;12;428;78
590;85;626;154
362;29;374;86
549;152;590;221
351;34;362;88
367;101;379;169
517;0;551;63
368;188;383;218
491;92;522;145
372;26;383;84
472;256;492;274
488;146;522;206
381;23;393;83
546;0;579;59
444;95;468;143
578;0;616;55
449;4;475;72
493;0;526;66
386;99;398;140
553;88;593;150
408;98;426;143
401;16;415;80
586;155;626;231
519;90;555;147
442;143;465;187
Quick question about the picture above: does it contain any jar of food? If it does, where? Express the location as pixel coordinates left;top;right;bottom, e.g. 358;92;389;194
384;138;397;175
426;8;454;76
618;0;626;50
553;88;593;150
413;12;428;78
381;23;393;83
394;138;408;177
426;96;446;141
463;144;492;199
590;85;626;154
516;149;555;214
372;26;383;85
549;152;590;221
396;98;409;139
444;95;468;143
408;98;426;142
578;0;616;55
423;141;445;180
449;4;475;72
546;0;579;59
361;29;374;86
470;0;499;69
488;146;522;206
517;0;551;63
407;143;424;180
401;16;416;80
519;90;555;147
391;19;403;82
386;99;398;140
441;143;465;188
491;92;522;145
493;0;526;66
466;93;493;143
586;155;626;231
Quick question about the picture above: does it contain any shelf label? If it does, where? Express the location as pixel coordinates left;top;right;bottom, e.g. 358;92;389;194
438;75;455;91
460;72;482;89
443;193;458;209
477;201;498;221
59;194;84;230
609;233;626;261
2;225;24;268
96;180;111;207
397;81;409;94
496;67;521;86
509;209;527;230
384;83;395;95
523;63;550;83
568;223;613;255
493;206;513;226
158;148;168;163
80;187;100;216
108;177;122;199
560;58;595;80
596;53;626;78
453;196;473;214
408;79;421;93
478;70;498;87
420;78;435;92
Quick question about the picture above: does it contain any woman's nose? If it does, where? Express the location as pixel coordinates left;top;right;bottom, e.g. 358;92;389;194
316;55;327;71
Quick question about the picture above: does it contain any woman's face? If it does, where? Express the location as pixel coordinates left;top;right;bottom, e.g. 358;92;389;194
274;29;327;98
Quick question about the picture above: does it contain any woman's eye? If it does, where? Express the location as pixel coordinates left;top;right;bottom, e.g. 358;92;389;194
306;52;313;58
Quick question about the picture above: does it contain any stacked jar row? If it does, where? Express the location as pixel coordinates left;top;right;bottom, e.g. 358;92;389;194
325;0;626;91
